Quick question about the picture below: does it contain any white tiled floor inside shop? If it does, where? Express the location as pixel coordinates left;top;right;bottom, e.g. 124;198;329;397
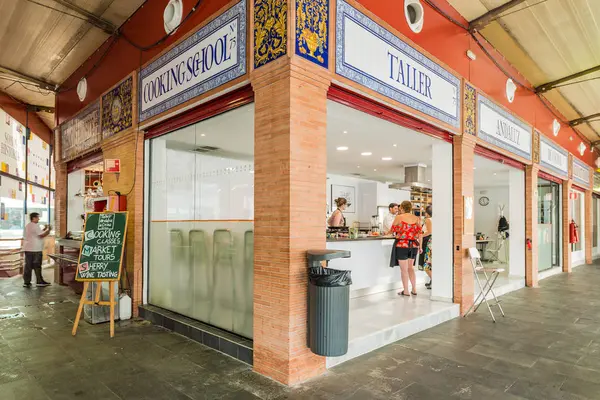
326;284;460;368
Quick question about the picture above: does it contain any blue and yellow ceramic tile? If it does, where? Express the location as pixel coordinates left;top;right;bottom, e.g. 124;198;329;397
295;0;329;68
254;0;288;69
102;76;133;139
464;83;476;136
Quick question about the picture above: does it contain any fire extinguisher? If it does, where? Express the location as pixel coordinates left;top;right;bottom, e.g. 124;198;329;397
569;220;579;244
526;238;532;250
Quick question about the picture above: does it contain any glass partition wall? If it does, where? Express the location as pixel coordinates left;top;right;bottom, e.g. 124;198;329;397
147;104;254;339
537;178;561;272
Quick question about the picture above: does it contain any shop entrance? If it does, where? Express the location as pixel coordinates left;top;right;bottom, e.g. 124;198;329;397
538;177;562;274
570;188;585;266
324;99;457;367
67;154;104;234
474;153;525;296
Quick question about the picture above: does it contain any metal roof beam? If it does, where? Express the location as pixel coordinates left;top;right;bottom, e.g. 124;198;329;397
469;0;528;31
0;66;55;91
570;113;600;127
51;0;116;35
535;65;600;93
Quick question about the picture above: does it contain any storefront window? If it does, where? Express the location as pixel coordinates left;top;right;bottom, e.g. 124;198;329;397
593;196;598;249
570;190;584;253
27;185;50;226
537;178;560;271
0;177;25;239
147;105;254;339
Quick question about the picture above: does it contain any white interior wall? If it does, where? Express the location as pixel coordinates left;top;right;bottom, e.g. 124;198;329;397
67;170;85;232
431;142;453;302
509;169;525;277
474;187;510;263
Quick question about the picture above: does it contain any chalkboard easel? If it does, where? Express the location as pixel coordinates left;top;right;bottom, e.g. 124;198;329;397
71;211;128;338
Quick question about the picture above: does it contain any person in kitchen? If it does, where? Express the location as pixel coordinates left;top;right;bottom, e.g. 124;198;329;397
420;205;433;289
328;197;348;227
383;203;398;234
390;201;422;296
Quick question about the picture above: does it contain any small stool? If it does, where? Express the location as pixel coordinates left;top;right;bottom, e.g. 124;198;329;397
464;248;505;322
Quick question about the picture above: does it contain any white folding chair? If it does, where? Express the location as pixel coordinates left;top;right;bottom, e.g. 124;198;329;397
464;248;505;322
483;232;506;264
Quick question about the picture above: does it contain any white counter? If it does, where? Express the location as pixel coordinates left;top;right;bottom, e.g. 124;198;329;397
326;238;427;298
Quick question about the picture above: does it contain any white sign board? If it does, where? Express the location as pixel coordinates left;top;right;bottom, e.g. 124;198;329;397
478;95;532;160
573;158;591;188
335;0;461;129
138;1;246;122
539;135;568;178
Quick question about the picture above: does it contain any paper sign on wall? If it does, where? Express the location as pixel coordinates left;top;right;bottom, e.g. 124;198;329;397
104;159;121;173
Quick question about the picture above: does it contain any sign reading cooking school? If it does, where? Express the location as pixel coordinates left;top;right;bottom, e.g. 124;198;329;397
335;0;461;129
478;95;532;160
138;1;246;123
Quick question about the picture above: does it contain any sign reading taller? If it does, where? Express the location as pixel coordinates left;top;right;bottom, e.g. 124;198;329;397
138;1;246;123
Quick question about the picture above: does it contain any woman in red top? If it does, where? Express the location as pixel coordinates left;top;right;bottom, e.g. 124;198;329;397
391;201;422;296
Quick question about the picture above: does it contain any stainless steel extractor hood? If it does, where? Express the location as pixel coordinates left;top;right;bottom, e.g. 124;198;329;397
388;163;431;191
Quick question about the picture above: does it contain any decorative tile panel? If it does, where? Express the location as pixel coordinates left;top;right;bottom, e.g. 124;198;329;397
254;0;287;69
102;77;133;139
464;83;476;136
295;0;329;68
539;134;568;179
532;130;540;164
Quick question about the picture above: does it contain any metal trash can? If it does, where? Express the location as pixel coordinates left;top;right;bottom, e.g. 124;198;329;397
307;250;352;357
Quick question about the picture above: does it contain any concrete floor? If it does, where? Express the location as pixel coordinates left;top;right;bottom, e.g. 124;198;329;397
2;265;600;399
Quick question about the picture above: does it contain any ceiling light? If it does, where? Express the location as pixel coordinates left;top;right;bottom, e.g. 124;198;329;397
200;134;206;137
570;136;573;141
552;119;560;136
579;142;586;156
337;146;349;151
493;173;497;176
373;169;377;172
164;0;183;34
404;0;424;33
343;130;348;134
361;152;372;156
466;50;477;61
357;165;360;168
393;144;397;147
77;78;87;102
382;157;392;161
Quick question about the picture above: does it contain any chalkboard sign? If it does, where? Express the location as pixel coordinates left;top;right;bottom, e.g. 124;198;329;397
76;212;128;281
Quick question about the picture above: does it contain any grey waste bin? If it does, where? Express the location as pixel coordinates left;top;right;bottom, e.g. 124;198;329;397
307;249;352;357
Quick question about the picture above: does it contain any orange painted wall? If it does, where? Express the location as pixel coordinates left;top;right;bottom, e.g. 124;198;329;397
56;0;596;167
0;93;52;144
356;0;596;167
56;0;233;126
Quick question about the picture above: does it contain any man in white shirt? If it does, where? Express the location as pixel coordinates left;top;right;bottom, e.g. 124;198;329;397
383;203;399;234
22;212;51;288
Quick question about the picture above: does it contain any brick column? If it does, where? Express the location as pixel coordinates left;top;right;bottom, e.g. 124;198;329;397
585;188;593;264
251;57;330;385
53;161;68;283
453;135;476;315
525;165;539;287
101;131;144;316
562;179;572;273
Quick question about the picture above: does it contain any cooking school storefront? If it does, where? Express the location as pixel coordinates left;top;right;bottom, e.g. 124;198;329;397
140;0;254;359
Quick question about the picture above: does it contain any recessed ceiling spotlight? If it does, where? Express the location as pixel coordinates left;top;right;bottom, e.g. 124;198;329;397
393;144;397;147
361;152;372;156
337;146;349;151
473;167;477;170
493;173;497;176
343;130;348;134
382;157;392;161
374;169;377;172
357;165;360;168
200;133;206;137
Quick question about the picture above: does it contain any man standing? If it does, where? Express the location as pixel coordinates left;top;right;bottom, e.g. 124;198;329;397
383;203;399;234
22;213;51;288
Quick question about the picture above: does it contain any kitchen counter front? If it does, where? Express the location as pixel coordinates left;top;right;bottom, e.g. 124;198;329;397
325;238;426;298
326;236;395;242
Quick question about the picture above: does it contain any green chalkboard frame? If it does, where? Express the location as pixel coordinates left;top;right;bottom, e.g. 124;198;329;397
75;211;129;282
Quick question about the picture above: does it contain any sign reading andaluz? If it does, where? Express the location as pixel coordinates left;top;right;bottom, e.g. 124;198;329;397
540;135;568;178
138;0;246;122
335;0;461;129
478;95;532;160
572;158;591;188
